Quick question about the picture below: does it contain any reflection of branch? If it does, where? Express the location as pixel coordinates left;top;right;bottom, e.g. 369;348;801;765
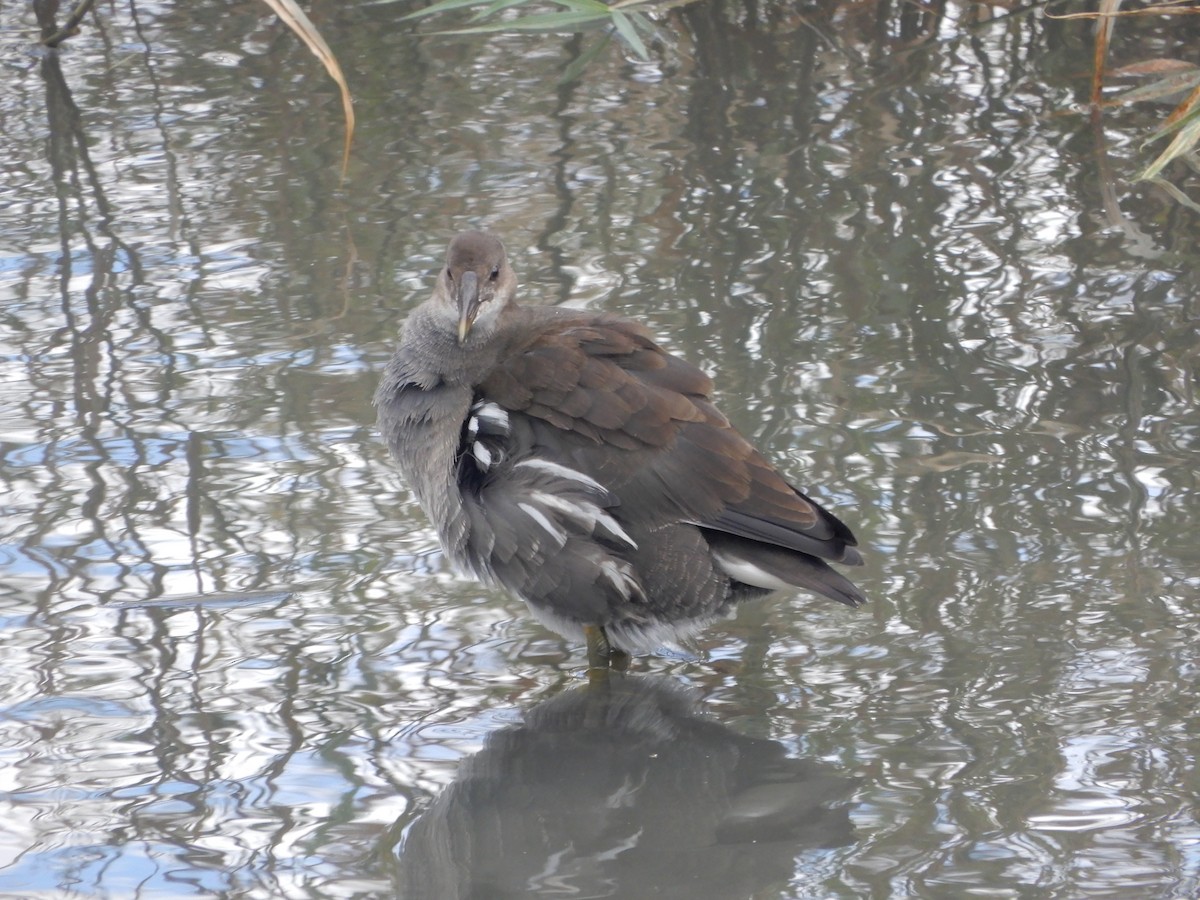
41;46;141;265
1046;1;1200;19
38;20;162;604
1091;113;1163;260
41;0;97;47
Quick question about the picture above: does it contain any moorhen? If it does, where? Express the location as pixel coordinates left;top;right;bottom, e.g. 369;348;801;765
375;231;864;669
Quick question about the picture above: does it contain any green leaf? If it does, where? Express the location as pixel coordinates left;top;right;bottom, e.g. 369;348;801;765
436;10;612;34
469;0;533;22
559;29;614;85
1140;92;1200;149
628;11;658;49
1137;112;1200;181
402;0;494;23
549;0;612;13
1107;69;1200;107
611;10;648;59
1143;177;1200;213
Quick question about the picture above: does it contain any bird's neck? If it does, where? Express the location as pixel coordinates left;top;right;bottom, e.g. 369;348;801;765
396;304;510;388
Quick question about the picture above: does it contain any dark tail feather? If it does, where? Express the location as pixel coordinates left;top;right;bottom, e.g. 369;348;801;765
704;532;867;608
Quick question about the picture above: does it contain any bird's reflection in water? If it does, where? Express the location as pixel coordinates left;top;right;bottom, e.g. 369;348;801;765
396;675;857;899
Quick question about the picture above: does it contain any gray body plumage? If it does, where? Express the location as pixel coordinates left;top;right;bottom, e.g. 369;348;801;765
375;231;864;655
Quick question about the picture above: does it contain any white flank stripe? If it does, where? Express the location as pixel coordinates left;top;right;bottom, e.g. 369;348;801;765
597;559;640;598
514;458;605;493
594;514;637;550
518;502;567;546
530;492;637;550
531;491;597;525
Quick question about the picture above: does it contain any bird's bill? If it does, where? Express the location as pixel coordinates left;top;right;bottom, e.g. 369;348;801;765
456;270;480;343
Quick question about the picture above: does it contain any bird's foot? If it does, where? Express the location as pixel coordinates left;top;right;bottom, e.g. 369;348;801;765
584;624;631;673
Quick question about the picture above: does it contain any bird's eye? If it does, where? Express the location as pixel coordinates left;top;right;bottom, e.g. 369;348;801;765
489;266;500;281
446;267;452;279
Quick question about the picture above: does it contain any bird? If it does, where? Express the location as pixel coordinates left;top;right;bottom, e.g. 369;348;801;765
375;230;864;670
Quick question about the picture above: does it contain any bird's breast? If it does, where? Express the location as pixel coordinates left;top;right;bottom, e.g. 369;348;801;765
376;371;475;550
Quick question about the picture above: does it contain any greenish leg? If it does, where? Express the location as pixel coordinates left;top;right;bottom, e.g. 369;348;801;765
584;624;611;671
584;624;630;672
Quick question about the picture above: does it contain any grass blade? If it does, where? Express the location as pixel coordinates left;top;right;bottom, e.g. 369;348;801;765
610;10;648;59
402;0;493;22
1157;82;1200;134
469;0;533;22
549;0;613;13
1144;176;1200;212
559;29;614;84
436;10;612;34
1107;69;1200;107
259;0;355;178
1137;111;1200;180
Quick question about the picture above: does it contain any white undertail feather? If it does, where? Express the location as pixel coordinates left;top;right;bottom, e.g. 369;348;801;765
711;550;795;591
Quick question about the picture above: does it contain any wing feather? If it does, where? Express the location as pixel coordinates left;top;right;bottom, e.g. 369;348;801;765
480;310;859;567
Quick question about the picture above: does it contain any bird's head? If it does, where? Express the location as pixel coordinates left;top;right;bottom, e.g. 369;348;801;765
434;230;517;344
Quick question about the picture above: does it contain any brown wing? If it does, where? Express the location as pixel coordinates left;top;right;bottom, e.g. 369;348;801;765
479;309;859;567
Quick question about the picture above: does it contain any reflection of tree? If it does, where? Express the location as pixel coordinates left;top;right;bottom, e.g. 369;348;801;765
3;1;1198;896
38;0;97;48
392;676;857;899
26;0;161;611
11;1;369;616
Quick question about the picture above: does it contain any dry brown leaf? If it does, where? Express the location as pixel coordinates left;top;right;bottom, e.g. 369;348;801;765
1110;58;1200;78
259;0;356;178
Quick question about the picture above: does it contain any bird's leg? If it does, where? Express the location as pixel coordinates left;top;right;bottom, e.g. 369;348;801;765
584;624;630;672
584;624;611;670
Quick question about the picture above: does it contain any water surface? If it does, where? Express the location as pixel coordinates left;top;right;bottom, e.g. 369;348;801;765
2;1;1198;897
